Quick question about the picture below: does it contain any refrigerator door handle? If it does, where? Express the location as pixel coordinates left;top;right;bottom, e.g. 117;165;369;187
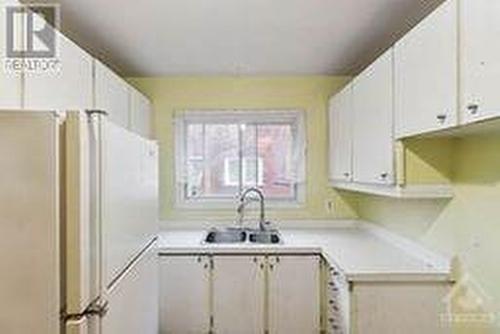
85;299;109;318
63;298;109;321
85;109;109;117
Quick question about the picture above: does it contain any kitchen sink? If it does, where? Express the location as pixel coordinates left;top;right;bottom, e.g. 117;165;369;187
203;228;283;244
248;230;282;244
204;228;247;243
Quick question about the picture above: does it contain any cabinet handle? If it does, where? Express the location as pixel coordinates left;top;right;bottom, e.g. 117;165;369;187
380;172;388;179
343;172;350;178
467;103;479;115
436;114;447;123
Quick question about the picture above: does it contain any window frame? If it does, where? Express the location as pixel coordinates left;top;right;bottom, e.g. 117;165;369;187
174;109;306;209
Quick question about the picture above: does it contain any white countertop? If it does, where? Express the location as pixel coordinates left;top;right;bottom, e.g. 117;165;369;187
158;223;451;282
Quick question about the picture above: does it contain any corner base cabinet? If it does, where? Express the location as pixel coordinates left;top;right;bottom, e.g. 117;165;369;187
350;281;451;334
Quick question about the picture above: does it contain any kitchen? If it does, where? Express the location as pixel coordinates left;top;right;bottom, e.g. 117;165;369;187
1;0;499;333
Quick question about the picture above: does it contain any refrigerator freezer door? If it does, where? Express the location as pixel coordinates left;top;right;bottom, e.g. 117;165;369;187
101;240;159;334
0;111;60;334
64;111;101;315
99;120;158;288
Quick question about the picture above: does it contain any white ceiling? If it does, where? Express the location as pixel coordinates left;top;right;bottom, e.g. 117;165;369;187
47;0;443;76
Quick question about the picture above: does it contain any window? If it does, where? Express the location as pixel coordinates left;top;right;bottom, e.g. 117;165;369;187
175;110;305;207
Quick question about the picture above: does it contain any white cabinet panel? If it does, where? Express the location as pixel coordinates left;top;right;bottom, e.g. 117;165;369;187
160;256;211;334
100;120;158;287
352;49;394;185
102;243;159;334
394;0;458;137
94;61;130;129
460;0;500;124
329;84;353;182
268;255;320;334
24;31;93;111
212;256;265;334
352;282;450;334
0;1;22;109
130;87;152;138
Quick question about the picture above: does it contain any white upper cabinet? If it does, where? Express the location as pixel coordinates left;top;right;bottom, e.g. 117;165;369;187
459;0;500;124
352;49;395;185
0;0;22;109
24;31;93;111
130;87;152;138
94;60;130;129
328;83;353;182
394;0;458;138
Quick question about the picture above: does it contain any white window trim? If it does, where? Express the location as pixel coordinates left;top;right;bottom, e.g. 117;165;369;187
174;109;306;209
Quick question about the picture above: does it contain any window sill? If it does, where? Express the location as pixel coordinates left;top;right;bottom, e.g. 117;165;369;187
174;199;305;210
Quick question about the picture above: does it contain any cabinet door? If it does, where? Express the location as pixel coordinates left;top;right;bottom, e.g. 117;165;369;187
24;31;93;111
268;255;320;334
159;256;211;334
352;49;394;185
460;0;500;124
0;1;22;109
94;61;130;129
352;282;450;334
329;84;353;182
394;0;458;137
212;256;265;334
130;87;152;138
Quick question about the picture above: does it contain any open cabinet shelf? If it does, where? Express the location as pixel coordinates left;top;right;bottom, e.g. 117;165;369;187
330;180;454;199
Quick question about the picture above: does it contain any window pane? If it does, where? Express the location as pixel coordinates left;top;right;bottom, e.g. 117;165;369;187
241;124;257;187
202;124;239;197
257;124;295;199
186;124;203;197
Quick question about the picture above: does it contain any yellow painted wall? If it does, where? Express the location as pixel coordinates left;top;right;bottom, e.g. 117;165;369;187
128;76;358;222
356;134;500;333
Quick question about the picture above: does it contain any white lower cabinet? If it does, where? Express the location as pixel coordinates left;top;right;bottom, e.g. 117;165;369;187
268;255;320;334
212;256;265;334
160;254;320;334
351;282;450;334
159;255;211;334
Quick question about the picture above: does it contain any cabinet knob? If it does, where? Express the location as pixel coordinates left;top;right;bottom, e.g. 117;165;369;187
436;114;447;123
380;172;388;179
467;103;479;115
343;172;350;178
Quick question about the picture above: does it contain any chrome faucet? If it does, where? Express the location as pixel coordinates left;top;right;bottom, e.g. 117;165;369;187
237;187;267;231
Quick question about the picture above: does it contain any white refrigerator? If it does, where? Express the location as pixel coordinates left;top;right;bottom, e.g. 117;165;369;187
0;110;159;334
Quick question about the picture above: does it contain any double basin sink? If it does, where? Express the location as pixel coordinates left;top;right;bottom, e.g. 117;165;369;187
204;227;282;244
